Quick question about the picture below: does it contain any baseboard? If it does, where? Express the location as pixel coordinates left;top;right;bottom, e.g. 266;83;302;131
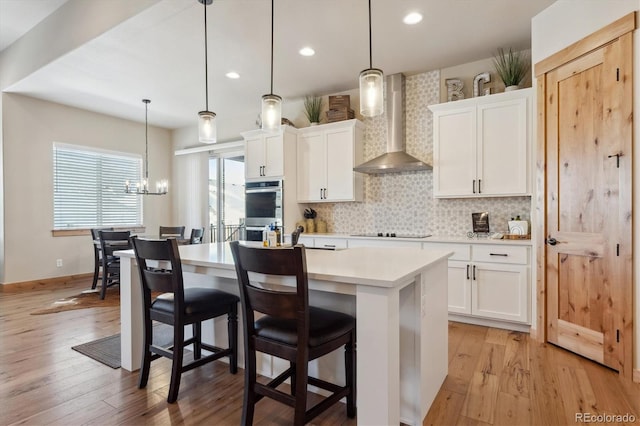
634;368;640;384
448;314;531;333
0;273;93;292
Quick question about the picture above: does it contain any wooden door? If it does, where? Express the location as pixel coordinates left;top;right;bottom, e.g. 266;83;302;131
544;32;632;372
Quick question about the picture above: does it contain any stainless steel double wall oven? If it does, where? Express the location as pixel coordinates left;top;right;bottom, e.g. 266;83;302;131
244;180;283;241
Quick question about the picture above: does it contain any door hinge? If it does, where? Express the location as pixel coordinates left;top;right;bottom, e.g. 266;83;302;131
617;329;620;343
616;244;620;256
616;68;620;81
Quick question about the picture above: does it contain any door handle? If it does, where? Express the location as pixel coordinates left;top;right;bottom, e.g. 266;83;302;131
546;236;557;246
323;188;327;199
478;179;482;193
466;264;470;280
472;179;476;194
320;188;323;199
472;265;476;280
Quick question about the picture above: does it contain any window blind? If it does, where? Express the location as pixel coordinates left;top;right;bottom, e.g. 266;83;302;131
53;143;142;229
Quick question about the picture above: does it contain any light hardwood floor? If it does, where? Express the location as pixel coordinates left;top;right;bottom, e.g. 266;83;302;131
1;278;638;425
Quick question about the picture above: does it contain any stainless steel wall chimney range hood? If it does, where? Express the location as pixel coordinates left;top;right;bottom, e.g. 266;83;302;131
353;73;432;174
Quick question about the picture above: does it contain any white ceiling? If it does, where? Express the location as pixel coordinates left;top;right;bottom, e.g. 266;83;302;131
1;0;555;130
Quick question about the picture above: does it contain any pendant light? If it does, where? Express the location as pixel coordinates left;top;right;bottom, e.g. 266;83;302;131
198;0;216;143
261;0;282;131
125;99;168;195
359;0;384;117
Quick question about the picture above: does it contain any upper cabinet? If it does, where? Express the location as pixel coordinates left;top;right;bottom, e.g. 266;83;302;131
242;126;297;181
297;119;364;203
429;88;532;198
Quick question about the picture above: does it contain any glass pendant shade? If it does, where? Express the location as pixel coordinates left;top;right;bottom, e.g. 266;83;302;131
359;68;384;117
261;94;282;131
198;110;217;143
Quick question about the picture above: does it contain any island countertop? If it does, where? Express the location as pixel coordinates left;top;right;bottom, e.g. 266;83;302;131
117;242;453;289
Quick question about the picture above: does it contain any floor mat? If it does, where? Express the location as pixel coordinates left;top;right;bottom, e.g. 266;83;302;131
71;323;174;369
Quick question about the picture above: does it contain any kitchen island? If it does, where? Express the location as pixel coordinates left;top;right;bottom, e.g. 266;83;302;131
116;242;451;425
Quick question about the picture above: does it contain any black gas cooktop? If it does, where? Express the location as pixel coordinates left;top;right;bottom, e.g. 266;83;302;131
350;232;431;239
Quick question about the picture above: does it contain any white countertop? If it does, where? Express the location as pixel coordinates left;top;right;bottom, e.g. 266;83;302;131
304;232;533;246
116;242;453;289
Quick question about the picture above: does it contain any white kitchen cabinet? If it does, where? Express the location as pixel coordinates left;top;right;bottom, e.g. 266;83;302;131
424;241;530;327
242;126;297;180
297;119;364;202
447;260;472;315
429;88;532;198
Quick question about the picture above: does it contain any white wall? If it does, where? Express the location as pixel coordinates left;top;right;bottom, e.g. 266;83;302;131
531;0;639;373
2;94;173;284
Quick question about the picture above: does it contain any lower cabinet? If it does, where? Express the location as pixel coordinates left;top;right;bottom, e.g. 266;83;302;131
426;242;530;327
470;261;529;323
293;236;531;328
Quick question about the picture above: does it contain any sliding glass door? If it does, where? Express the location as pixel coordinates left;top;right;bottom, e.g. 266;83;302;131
209;154;245;242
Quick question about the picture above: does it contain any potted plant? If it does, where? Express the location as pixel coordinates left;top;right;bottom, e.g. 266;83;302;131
493;48;529;91
303;95;323;125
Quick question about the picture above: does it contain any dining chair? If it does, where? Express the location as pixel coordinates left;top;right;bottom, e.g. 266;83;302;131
159;226;185;239
90;227;113;290
130;236;239;403
189;227;205;244
229;241;356;425
98;230;131;300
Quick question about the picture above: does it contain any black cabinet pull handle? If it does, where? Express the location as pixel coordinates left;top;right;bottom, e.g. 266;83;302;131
472;179;476;194
466;264;470;280
472;265;476;280
489;253;508;257
478;179;482;193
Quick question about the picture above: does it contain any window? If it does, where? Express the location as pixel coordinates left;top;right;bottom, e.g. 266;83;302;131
53;143;142;229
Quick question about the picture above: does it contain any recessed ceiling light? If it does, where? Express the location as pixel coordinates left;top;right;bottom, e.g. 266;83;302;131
299;47;315;57
226;71;240;79
403;12;423;25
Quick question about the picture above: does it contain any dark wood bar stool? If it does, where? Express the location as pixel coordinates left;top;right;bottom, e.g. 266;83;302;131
98;230;130;300
90;227;113;290
189;227;205;244
230;241;356;425
131;236;239;403
159;226;185;239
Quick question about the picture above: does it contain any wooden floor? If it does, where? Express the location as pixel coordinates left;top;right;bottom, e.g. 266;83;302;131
1;279;638;426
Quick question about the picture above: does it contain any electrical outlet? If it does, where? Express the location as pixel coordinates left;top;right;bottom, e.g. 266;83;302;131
56;259;63;267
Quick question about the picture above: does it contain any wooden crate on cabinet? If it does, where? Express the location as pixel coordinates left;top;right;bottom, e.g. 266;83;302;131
296;119;364;202
428;89;532;198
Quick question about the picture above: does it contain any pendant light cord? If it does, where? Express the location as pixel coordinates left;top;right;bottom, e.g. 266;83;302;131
270;0;274;95
203;0;209;111
368;0;372;69
144;99;150;181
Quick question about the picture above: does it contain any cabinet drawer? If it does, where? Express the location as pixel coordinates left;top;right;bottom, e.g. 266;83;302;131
424;243;470;261
314;238;348;250
472;245;528;264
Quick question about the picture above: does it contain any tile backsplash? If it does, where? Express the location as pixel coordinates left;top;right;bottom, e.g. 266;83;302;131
305;69;531;236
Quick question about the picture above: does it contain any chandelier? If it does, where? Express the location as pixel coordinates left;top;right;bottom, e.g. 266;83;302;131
125;99;168;195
